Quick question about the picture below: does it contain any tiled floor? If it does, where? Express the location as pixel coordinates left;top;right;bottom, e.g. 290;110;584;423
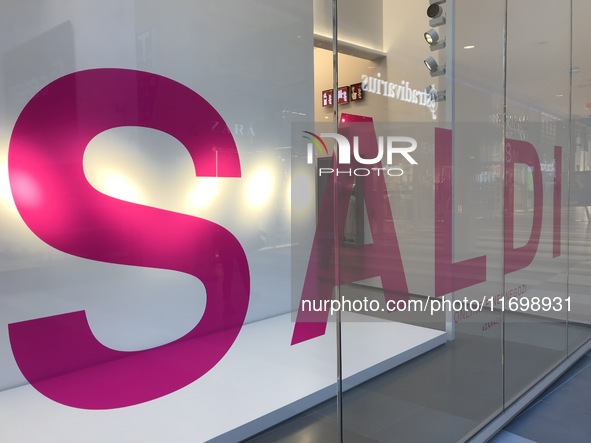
243;338;591;443
490;352;591;443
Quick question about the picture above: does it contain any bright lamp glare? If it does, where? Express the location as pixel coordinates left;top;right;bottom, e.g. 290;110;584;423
0;158;17;212
188;178;219;210
100;171;141;203
245;167;274;208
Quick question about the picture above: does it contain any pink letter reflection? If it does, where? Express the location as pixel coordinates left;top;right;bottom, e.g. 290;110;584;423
8;69;250;409
504;138;543;274
434;128;486;296
291;114;409;345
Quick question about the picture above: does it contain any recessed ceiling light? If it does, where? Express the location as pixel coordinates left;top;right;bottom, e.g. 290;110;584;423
556;94;564;97
463;45;475;49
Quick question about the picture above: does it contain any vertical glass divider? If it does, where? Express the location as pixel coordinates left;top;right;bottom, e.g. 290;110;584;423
501;0;509;410
566;0;573;353
445;0;457;342
332;0;343;441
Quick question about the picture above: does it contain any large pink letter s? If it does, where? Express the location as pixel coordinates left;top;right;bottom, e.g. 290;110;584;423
8;69;250;409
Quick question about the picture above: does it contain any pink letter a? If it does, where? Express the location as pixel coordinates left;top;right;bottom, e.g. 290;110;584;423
292;114;408;345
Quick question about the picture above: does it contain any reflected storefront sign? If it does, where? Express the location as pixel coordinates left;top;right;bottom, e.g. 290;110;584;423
292;120;564;342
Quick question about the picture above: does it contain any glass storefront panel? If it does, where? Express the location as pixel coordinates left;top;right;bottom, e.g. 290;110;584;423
0;1;342;441
1;1;590;442
503;0;570;405
336;0;506;441
567;0;591;354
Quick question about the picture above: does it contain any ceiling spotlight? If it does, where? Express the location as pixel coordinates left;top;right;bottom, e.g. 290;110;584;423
424;56;445;76
424;29;446;50
424;29;438;45
426;85;446;102
427;0;446;27
424;56;438;71
427;4;442;18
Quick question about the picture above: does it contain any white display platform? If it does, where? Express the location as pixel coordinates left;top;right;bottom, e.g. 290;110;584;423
0;313;446;443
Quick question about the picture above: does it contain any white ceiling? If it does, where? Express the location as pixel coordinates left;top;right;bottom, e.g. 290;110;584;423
329;0;591;121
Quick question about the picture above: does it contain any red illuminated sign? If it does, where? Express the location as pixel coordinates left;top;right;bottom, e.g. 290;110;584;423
321;89;333;107
322;83;364;107
350;82;363;101
337;86;350;104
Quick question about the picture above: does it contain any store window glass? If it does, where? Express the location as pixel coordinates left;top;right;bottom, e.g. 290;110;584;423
503;0;570;405
568;0;591;354
1;1;591;442
0;1;342;442
332;0;506;442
